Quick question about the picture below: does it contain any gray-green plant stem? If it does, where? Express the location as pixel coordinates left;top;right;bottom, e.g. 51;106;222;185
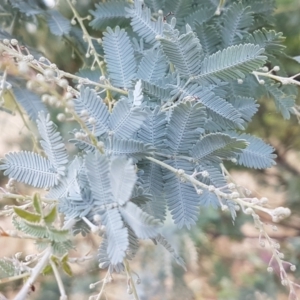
145;156;286;216
14;247;52;300
50;259;67;300
0;192;57;203
0;43;128;96
65;0;103;70
252;71;300;86
0;272;30;284
220;163;299;297
124;259;140;300
93;270;109;300
65;0;117;108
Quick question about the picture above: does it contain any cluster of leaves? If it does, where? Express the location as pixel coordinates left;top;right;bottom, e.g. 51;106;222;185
0;0;298;279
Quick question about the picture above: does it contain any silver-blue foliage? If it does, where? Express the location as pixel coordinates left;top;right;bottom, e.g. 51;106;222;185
1;0;296;273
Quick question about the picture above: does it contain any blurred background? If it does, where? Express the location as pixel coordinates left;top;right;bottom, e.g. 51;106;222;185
0;0;300;299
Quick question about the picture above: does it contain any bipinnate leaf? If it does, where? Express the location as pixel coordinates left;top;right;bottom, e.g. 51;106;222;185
119;202;162;239
85;152;113;205
103;26;136;88
165;102;206;155
89;2;130;30
104;136;155;162
74;87;110;137
0;259;16;277
98;235;125;273
125;0;163;44
163;159;201;229
110;157;137;205
191;133;248;163
0;151;59;188
155;234;186;270
48;228;69;243
15;219;48;238
12;85;47;120
195;44;267;84
108;99;147;139
46;10;71;36
37;112;68;176
264;83;295;120
222;2;254;47
101;209;128;265
232;133;277;169
139;161;166;221
159;23;203;77
137;48;168;83
138;106;167;148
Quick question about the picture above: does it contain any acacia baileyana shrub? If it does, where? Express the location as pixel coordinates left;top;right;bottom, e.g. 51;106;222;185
0;0;300;299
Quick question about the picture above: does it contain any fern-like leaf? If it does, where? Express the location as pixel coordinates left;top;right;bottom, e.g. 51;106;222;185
140;161;166;221
89;2;130;30
125;0;163;44
155;234;186;269
164;0;194;27
103;26;136;88
69;137;96;153
74;87;109;136
229;133;277;169
0;259;16;278
222;2;253;47
0;151;59;188
98;235;125;273
48;228;69;243
85;152;114;205
195;44;267;84
227;96;259;123
185;7;215;29
191;133;247;163
126;226;139;260
142;80;172;102
37;112;68;176
15;219;48;238
108;99;147;138
264;82;295;120
246;29;285;56
10;0;43;16
12;85;47;120
163;159;200;229
244;0;275;21
137;48;168;83
170;82;244;127
138;106;167;148
47;157;83;200
120;202;161;239
105;136;155;162
144;0;165;12
46;10;71;36
101;209;128;265
110;157;137;206
194;23;221;56
51;240;74;256
165;102;206;155
159;23;203;77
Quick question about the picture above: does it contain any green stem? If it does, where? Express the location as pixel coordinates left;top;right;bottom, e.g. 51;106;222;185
50;259;67;299
0;272;29;284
